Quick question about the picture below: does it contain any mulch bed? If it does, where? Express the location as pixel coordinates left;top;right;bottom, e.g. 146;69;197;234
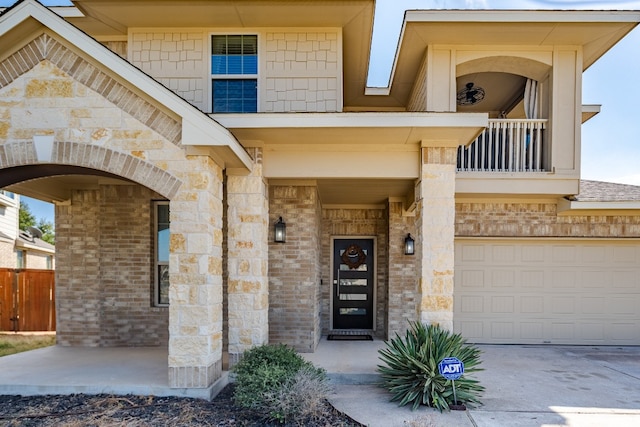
0;384;364;426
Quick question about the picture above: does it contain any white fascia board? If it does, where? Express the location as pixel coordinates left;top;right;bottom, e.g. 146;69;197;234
364;87;391;96
404;9;640;23
15;240;55;254
213;112;487;129
1;1;250;169
558;198;640;213
182;116;253;167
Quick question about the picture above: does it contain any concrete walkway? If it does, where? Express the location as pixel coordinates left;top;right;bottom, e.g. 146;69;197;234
307;340;640;427
1;339;640;426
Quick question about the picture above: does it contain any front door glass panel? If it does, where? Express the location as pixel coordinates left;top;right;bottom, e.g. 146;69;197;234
333;238;374;329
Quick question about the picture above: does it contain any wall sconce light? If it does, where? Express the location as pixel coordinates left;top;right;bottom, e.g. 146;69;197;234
404;233;415;255
274;217;286;243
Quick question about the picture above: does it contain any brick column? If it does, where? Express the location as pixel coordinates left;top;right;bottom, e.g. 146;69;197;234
168;157;224;389
387;200;419;338
418;147;457;330
226;148;269;367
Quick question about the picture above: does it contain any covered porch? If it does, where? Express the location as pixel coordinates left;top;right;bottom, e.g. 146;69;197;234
0;338;384;399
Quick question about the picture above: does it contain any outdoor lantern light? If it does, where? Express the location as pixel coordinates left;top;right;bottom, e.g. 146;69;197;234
404;233;415;255
274;217;286;243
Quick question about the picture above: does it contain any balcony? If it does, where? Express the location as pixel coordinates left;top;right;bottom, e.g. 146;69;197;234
457;119;548;173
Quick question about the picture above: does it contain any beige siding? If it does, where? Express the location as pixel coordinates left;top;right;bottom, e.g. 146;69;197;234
264;31;341;112
130;31;206;111
128;29;341;113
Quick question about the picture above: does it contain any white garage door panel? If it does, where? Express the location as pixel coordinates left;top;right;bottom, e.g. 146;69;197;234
454;240;640;345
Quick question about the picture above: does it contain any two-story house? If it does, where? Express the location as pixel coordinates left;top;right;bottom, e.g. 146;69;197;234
0;0;639;396
0;191;54;269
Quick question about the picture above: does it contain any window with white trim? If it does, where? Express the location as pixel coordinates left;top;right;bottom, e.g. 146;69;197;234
154;202;170;306
211;34;258;113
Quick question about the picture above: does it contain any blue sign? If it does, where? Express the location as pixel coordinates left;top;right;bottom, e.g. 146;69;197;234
438;357;464;380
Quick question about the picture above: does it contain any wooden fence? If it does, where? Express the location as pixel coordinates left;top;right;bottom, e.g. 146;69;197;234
0;268;55;332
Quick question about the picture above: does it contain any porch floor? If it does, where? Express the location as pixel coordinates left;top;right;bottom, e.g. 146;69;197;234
0;336;383;399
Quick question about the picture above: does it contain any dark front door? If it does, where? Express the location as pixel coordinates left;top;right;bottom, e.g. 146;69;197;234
332;238;374;330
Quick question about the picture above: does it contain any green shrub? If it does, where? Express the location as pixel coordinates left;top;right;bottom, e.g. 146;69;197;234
233;343;329;424
377;321;484;412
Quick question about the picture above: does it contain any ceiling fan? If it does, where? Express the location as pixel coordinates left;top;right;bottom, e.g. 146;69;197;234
456;82;485;106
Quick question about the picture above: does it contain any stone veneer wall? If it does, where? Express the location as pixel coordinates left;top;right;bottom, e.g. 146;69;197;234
387;201;419;338
1;32;228;388
455;202;640;237
320;208;388;336
418;147;457;330
269;185;322;352
56;185;169;346
226;148;269;366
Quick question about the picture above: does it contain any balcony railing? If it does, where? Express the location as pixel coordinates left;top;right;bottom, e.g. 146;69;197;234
457;119;547;172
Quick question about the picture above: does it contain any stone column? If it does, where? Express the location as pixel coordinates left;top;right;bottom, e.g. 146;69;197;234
226;148;269;366
418;146;457;330
168;156;224;389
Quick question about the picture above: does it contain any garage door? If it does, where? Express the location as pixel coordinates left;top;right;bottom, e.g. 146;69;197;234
454;239;640;345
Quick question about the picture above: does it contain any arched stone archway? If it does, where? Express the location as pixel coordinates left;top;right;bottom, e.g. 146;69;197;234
0;142;182;200
0;30;229;391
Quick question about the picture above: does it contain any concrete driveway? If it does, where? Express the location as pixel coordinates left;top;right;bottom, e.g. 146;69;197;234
327;344;640;427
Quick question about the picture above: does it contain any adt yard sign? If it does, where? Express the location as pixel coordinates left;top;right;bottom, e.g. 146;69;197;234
438;357;464;380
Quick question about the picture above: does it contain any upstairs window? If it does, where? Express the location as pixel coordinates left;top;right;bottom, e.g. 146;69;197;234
211;35;258;113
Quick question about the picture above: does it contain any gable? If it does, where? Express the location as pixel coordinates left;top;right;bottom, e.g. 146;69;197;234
1;33;182;146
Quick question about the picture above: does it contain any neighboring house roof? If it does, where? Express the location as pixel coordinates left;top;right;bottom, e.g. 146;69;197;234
0;230;13;243
574;180;640;202
16;230;55;254
558;180;640;213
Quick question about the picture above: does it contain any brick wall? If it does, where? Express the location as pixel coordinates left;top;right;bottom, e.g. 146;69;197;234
321;207;388;335
387;201;419;338
24;251;52;270
0;240;15;268
56;185;169;347
455;201;640;237
268;185;322;352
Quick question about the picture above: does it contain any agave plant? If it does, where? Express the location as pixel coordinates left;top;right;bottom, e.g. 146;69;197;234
377;321;484;412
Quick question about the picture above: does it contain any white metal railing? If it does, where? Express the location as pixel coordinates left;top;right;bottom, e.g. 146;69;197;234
457;119;547;172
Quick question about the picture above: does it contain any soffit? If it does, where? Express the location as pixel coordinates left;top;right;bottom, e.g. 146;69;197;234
213;112;488;147
356;10;640;109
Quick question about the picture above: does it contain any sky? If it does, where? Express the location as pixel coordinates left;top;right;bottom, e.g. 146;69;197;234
3;0;640;223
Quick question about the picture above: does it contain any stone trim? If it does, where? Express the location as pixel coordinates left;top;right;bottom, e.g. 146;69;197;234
0;34;181;146
422;147;457;165
0;141;182;199
168;359;222;388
